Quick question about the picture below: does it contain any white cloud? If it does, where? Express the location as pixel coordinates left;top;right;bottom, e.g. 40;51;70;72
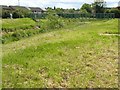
0;0;18;6
107;2;119;7
55;3;77;9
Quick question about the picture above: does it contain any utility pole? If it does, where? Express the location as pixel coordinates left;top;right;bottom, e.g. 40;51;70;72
18;0;20;18
18;0;20;6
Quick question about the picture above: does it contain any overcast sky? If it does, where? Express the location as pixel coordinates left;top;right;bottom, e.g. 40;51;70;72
0;0;119;9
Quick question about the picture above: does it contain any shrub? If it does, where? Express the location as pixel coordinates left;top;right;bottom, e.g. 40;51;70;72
40;12;64;31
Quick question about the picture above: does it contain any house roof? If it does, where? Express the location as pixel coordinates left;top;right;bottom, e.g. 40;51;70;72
1;5;45;12
9;6;29;10
28;7;44;12
1;5;13;10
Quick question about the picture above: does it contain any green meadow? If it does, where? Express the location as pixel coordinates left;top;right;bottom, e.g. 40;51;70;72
2;18;119;88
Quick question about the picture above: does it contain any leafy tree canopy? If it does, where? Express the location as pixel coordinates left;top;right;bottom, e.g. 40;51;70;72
81;3;92;13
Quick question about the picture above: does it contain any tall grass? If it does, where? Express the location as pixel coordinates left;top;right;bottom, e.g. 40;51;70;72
2;17;90;44
2;18;36;32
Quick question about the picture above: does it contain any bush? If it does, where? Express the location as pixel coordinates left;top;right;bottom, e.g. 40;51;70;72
2;10;10;18
40;12;64;31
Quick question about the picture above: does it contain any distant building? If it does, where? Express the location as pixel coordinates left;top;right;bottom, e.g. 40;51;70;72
28;7;44;14
1;5;45;14
1;5;14;10
1;5;46;18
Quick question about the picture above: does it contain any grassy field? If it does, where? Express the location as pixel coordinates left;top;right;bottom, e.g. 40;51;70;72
2;19;118;88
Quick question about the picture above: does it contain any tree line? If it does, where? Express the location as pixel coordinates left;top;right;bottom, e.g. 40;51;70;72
46;1;120;18
1;0;120;18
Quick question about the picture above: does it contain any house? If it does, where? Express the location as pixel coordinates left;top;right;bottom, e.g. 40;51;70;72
1;5;45;14
28;7;44;14
1;5;46;18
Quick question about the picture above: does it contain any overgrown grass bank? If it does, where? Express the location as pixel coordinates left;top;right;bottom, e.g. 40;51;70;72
2;19;118;88
2;18;39;44
2;18;90;44
2;18;36;31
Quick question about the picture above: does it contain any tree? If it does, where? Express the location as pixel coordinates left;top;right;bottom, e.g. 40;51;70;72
109;8;120;18
80;9;88;14
68;8;75;13
40;10;63;31
81;3;92;14
92;0;106;13
46;7;53;11
55;8;64;13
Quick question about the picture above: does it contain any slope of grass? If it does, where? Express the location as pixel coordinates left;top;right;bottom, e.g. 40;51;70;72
2;18;89;44
2;18;36;31
2;19;118;88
